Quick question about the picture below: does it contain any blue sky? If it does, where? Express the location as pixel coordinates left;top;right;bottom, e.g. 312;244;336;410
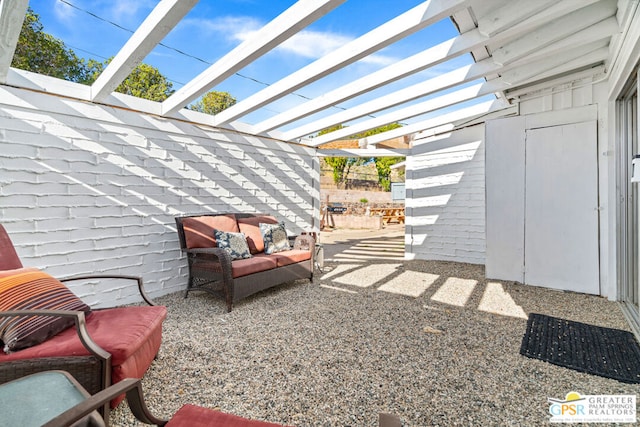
29;0;478;127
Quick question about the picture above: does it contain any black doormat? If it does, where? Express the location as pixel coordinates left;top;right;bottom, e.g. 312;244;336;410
520;313;640;384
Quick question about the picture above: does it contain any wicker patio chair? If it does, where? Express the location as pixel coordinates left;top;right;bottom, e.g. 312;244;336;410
0;224;167;424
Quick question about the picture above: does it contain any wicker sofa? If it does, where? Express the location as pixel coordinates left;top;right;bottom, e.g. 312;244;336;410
175;213;315;312
0;224;167;423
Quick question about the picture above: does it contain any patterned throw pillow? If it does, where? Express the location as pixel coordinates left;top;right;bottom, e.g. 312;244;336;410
259;222;290;254
0;268;91;353
213;230;252;260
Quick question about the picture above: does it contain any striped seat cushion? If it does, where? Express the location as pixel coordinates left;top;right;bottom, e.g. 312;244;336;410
0;268;91;353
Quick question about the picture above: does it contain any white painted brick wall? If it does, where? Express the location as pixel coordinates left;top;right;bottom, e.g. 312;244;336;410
0;86;319;307
406;125;485;264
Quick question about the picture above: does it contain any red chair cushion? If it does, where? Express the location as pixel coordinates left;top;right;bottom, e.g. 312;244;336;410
0;306;166;363
0;305;166;407
0;225;23;270
167;404;288;427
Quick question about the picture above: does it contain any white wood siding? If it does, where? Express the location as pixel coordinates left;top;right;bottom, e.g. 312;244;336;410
406;125;485;264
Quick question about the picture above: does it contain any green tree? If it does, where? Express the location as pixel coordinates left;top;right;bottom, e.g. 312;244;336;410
85;59;174;102
115;63;174;101
374;156;404;191
12;8;91;83
318;124;345;136
352;122;402;139
323;157;364;188
189;91;236;115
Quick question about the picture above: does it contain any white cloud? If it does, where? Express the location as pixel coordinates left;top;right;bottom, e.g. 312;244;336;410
105;0;155;23
275;29;397;66
52;1;77;22
51;0;154;27
278;30;351;58
359;52;397;67
185;15;397;65
187;16;262;42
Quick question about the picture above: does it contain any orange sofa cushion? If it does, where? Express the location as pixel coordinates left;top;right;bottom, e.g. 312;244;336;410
231;254;277;278
237;216;278;254
272;250;311;267
182;215;239;249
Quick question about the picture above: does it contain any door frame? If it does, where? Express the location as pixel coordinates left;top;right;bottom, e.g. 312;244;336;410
617;67;640;338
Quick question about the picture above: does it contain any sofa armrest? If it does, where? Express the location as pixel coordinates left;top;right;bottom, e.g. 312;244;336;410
0;309;111;361
293;234;315;251
186;247;233;282
186;247;233;268
60;275;156;306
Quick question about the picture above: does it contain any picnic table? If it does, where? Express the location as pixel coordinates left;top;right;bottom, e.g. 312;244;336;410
369;207;405;224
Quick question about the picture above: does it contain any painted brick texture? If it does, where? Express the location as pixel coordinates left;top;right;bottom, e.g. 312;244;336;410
406;126;485;264
0;86;319;307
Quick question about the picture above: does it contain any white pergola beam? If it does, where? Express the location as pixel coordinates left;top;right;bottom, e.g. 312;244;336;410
307;83;500;146
504;46;609;89
364;100;514;146
308;40;607;147
257;0;605;136
214;0;472;126
317;148;409;157
506;17;617;67
285;37;590;141
253;29;490;134
161;0;347;116
281;61;500;140
477;0;559;37
505;65;606;99
91;0;197;101
6;67;92;100
0;0;29;84
492;0;617;65
500;42;609;85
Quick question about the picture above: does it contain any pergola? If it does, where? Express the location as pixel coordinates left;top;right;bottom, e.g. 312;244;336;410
0;0;623;153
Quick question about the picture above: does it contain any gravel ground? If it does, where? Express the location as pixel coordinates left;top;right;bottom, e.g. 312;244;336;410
110;256;640;427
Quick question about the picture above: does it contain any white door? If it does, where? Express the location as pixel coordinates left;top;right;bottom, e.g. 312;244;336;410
524;121;599;294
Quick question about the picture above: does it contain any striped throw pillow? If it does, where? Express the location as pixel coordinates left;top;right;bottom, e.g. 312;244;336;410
0;268;91;353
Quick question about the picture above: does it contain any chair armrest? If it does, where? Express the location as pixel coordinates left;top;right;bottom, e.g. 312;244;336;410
60;275;156;306
0;309;110;361
43;377;169;427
